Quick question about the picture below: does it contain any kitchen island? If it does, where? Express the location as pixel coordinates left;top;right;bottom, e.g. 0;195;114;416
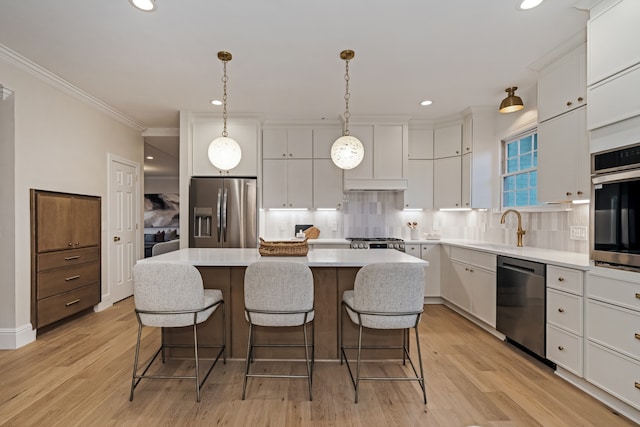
137;248;428;360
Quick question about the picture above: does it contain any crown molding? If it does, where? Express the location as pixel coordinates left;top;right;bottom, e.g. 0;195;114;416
0;44;145;131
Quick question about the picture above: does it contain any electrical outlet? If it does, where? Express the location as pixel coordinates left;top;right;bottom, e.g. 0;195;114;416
570;226;588;241
432;217;440;231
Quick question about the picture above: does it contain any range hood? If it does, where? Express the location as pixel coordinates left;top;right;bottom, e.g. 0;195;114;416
343;178;408;191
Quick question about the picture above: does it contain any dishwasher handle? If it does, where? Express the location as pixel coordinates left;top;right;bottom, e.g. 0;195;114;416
497;256;546;277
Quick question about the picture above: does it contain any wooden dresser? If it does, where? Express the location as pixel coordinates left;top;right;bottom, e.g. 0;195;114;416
30;190;101;330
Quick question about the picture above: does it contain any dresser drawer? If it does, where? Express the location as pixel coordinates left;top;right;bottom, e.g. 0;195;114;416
587;269;640;312
586;340;640;411
37;261;100;299
547;265;583;295
547;324;583;376
587;299;640;362
37;247;100;271
37;284;100;328
547;288;583;335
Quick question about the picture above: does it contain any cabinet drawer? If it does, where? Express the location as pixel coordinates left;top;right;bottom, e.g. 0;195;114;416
588;63;640;130
37;284;100;328
587;299;640;362
547;265;583;295
37;261;100;299
586;340;640;412
547;289;582;335
450;247;496;272
37;247;100;271
587;269;640;312
547;324;583;376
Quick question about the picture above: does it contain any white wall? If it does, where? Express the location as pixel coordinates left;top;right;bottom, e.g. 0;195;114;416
144;176;179;194
0;58;143;345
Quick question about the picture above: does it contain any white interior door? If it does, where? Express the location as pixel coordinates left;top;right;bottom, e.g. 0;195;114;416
109;157;138;303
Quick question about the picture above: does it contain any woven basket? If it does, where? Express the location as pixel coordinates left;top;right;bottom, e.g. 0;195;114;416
258;237;309;256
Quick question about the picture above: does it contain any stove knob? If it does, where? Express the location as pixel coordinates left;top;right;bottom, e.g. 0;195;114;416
364;243;369;249
358;243;364;249
399;243;405;250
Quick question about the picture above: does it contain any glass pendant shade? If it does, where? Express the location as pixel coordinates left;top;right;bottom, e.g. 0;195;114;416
208;136;242;171
331;135;364;170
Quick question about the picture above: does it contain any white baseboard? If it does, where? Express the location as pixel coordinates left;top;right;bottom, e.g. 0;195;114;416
0;323;36;349
95;298;113;312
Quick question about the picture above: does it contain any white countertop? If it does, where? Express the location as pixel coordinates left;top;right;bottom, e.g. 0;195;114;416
138;248;429;268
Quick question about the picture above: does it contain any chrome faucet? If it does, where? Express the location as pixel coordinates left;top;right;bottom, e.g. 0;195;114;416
500;209;526;247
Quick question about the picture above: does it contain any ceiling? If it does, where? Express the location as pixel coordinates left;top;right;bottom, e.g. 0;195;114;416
0;0;590;176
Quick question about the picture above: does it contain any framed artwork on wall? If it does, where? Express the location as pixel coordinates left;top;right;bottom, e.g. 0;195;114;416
144;193;179;228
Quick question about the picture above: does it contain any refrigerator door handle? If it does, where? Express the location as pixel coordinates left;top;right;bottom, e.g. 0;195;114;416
222;187;228;242
216;188;223;243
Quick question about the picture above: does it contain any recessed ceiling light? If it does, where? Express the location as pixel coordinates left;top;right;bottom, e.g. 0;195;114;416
129;0;157;12
146;156;154;160
420;100;433;106
210;99;222;106
519;0;543;10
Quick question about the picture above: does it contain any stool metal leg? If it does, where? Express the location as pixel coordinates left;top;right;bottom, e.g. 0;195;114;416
355;323;364;404
415;324;427;404
303;320;312;401
193;319;201;402
242;322;253;400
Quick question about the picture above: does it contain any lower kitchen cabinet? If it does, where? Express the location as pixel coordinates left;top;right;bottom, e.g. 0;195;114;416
405;243;441;298
448;247;496;327
546;265;584;376
585;267;640;411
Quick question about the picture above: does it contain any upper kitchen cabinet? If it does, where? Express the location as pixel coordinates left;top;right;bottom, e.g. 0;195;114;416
312;126;344;159
263;158;313;209
587;0;640;139
263;128;313;159
433;124;462;158
538;106;589;203
190;116;259;176
343;121;408;191
408;128;434;159
433;123;462;208
313;158;344;209
538;43;587;123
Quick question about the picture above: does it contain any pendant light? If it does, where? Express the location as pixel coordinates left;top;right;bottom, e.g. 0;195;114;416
129;0;156;12
499;86;524;113
208;51;242;171
331;50;364;170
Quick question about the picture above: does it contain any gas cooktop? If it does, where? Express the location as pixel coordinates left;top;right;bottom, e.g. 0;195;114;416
346;237;405;250
346;237;404;242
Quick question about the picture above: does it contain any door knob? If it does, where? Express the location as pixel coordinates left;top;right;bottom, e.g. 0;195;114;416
113;236;121;242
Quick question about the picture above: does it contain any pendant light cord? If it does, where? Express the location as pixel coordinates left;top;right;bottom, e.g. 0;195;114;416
221;59;229;137
343;58;351;136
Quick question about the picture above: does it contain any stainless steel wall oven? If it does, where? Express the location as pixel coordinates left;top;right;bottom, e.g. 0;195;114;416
591;142;640;271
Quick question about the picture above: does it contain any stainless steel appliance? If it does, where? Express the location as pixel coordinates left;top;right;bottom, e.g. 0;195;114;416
591;142;640;271
347;237;405;251
496;256;548;361
189;177;257;248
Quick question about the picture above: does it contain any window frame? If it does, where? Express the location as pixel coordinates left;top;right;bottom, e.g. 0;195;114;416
501;129;540;209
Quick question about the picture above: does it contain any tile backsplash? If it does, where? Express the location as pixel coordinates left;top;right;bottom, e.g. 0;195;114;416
261;191;590;254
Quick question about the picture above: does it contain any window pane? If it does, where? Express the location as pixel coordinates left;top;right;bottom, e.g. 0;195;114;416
516;190;529;206
529;189;537;205
520;136;532;154
507;158;518;173
520;153;532;170
516;172;529;189
502;132;538;209
533;150;538;168
504;175;515;191
530;171;537;187
533;133;538;150
507;142;519;158
503;191;514;207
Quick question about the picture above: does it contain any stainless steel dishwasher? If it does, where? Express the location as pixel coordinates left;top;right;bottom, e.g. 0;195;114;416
496;256;547;360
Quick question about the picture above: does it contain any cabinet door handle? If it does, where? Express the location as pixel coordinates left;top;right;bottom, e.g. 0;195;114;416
65;275;80;281
578;97;584;102
558;277;565;282
64;256;80;261
558;308;565;313
65;299;80;307
558;346;564;351
566;101;573;107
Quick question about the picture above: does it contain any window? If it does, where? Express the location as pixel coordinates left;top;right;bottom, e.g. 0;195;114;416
502;131;538;208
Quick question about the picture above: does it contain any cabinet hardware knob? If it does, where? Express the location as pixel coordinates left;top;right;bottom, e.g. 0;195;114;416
282;154;286;157
456;151;459;154
635;333;640;340
558;277;565;282
558;308;565;313
636;382;640;390
566;101;573;106
577;191;583;196
466;147;470;151
113;236;121;242
289;153;292;157
65;275;80;281
558;346;564;351
469;269;474;273
64;256;80;261
636;293;640;299
68;242;73;246
65;299;81;307
75;242;80;246
578;97;584;102
465;267;469;271
566;192;572;196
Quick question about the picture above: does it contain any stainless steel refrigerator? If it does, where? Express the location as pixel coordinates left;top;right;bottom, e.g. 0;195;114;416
189;177;257;248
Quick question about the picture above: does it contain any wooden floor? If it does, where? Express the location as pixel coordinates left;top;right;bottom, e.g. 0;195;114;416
0;298;635;427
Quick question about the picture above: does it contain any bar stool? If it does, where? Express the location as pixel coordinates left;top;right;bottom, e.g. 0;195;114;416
340;262;427;403
242;261;315;400
130;262;226;402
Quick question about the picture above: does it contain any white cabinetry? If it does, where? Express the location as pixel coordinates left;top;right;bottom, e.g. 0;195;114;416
262;159;312;208
537;107;590;202
585;267;640;412
546;265;584;376
538;44;587;123
404;129;434;209
313;158;344;209
405;243;441;298
448;247;496;327
434;125;462;158
343;123;408;190
433;124;462;209
263;128;313;159
312;127;343;158
191;119;259;176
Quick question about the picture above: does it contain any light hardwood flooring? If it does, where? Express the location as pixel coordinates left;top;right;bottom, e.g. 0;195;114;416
0;298;635;427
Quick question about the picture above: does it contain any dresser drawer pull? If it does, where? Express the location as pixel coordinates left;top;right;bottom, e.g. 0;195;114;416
65;299;80;307
65;275;80;281
557;277;565;282
635;333;640;340
558;346;564;351
64;256;81;261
